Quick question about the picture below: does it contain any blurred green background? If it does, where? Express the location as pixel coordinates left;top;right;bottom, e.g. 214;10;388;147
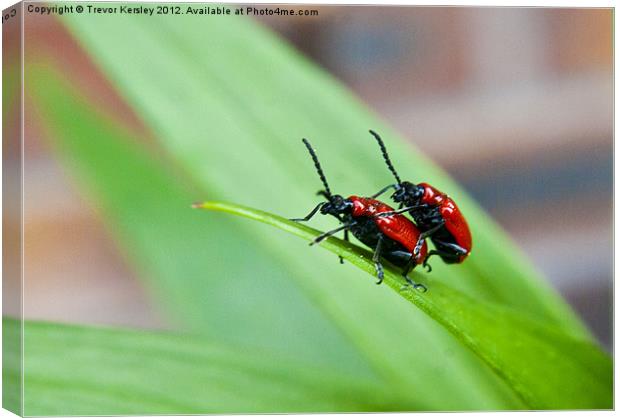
3;4;612;414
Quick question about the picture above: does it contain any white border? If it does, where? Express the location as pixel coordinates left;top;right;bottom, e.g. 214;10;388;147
0;1;614;418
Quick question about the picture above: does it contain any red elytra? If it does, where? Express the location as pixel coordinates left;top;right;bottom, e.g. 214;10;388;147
417;183;472;262
349;196;428;263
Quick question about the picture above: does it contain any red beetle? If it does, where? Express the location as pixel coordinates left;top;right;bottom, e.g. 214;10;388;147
292;139;428;291
369;130;472;269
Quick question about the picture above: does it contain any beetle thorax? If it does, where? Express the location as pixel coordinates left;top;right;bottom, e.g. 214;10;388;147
392;181;423;206
320;194;353;217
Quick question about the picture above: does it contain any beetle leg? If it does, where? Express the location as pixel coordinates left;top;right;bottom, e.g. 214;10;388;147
370;184;397;199
397;254;427;292
290;202;324;222
401;255;415;277
413;239;423;257
374;205;429;218
413;221;445;256
421;221;446;238
433;241;468;256
339;229;350;264
404;276;427;293
311;222;356;245
424;250;458;265
424;241;468;265
372;234;385;284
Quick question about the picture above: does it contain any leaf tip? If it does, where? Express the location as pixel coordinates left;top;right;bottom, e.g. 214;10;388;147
191;202;204;209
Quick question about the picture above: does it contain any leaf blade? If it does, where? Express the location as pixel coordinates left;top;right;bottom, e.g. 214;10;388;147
28;63;524;410
60;11;591;340
194;200;612;409
23;9;600;411
6;318;408;415
25;64;375;380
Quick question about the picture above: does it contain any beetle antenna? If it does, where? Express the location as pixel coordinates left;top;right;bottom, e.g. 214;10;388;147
302;138;332;198
369;130;402;185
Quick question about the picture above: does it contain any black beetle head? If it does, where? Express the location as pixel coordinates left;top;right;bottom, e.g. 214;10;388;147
392;181;423;205
320;193;353;216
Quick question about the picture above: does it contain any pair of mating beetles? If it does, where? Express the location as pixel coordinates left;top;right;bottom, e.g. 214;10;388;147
291;130;472;292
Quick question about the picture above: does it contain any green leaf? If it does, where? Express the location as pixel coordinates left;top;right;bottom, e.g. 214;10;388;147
60;11;591;342
194;201;613;409
21;8;604;412
6;318;407;415
27;64;523;411
25;65;373;379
